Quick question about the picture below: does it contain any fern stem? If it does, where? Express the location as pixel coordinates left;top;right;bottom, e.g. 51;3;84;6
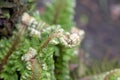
37;32;59;54
0;24;27;73
0;36;20;72
52;1;64;24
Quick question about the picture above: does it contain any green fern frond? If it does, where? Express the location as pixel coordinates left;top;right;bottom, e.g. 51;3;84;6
41;0;76;31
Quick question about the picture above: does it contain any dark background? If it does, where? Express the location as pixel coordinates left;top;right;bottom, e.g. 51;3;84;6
75;0;120;61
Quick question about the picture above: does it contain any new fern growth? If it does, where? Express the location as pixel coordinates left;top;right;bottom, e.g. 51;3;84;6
0;0;85;80
40;0;85;80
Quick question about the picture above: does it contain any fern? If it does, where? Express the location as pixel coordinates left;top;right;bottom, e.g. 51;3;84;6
0;0;85;80
41;0;76;31
40;0;77;80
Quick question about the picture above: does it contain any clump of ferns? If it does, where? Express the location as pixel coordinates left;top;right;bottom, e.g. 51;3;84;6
21;13;85;80
0;13;85;80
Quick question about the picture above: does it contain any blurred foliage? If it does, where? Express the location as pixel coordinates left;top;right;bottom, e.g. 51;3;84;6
40;0;76;31
85;60;120;76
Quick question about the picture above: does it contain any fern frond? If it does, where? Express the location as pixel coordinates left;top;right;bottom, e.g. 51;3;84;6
41;0;76;31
